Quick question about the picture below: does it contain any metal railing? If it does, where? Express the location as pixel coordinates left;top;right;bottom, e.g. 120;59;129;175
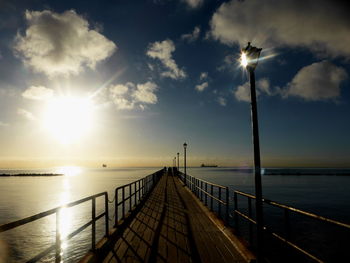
114;169;164;224
178;171;229;223
0;192;109;263
0;168;165;263
233;190;350;263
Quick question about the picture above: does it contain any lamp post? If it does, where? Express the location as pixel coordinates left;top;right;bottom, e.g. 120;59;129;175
241;42;264;262
183;142;187;186
177;152;179;172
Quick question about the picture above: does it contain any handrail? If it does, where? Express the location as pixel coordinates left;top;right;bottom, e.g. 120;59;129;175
234;190;350;229
177;170;229;223
233;190;350;262
0;192;108;263
0;168;165;263
114;168;164;225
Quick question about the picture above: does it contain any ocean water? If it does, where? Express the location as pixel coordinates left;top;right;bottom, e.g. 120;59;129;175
0;167;349;262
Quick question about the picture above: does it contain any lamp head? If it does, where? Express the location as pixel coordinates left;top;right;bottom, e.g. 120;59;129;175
183;142;187;149
241;42;262;70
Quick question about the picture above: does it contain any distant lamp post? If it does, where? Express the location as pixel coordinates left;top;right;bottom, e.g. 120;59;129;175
241;42;264;262
183;142;187;186
177;152;180;172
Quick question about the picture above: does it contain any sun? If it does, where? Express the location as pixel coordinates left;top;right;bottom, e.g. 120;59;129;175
42;96;95;145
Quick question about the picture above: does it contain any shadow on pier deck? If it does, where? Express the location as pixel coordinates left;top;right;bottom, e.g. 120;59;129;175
81;169;254;263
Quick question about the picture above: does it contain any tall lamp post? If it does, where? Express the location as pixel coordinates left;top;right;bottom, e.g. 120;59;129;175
241;42;264;262
177;152;180;172
183;142;187;186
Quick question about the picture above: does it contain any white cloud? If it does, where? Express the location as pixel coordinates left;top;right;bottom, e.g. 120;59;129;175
109;81;158;110
17;108;36;120
146;39;186;80
218;97;227;106
181;26;201;42
22;85;53;100
199;72;208;80
234;78;271;102
14;10;116;77
133;82;158;104
234;82;250;102
195;82;208;92
283;61;348;101
210;0;350;58
0;121;9;127
182;0;204;9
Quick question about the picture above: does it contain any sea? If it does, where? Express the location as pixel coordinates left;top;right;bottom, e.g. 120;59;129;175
0;167;349;262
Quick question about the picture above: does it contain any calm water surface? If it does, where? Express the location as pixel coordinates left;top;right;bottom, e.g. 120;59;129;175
0;167;349;262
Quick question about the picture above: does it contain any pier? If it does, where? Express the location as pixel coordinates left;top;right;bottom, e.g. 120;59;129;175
82;168;253;263
1;168;350;263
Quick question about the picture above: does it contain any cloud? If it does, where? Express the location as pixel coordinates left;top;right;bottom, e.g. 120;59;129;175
199;72;208;80
210;0;350;58
22;85;53;100
146;39;186;80
14;10;116;77
234;78;271;102
133;82;158;104
195;82;208;92
182;0;204;9
218;97;227;106
0;121;9;127
283;61;348;101
109;81;158;110
17;108;36;120
181;26;201;42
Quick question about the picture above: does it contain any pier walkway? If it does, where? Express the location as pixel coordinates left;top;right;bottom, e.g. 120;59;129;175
91;170;253;263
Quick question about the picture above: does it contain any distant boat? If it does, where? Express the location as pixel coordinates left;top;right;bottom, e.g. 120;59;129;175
102;164;107;168
200;164;218;167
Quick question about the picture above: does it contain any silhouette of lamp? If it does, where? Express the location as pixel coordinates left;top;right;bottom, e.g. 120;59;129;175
241;42;264;263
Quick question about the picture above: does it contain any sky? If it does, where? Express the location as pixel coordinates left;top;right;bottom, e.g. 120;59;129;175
0;0;350;168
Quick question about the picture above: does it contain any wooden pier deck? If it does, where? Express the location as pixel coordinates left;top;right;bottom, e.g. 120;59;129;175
90;170;254;263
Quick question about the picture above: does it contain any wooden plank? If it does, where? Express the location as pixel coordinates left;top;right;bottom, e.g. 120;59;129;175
100;171;252;263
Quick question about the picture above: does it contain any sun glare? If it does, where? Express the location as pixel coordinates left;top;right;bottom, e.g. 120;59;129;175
43;96;94;144
241;52;248;67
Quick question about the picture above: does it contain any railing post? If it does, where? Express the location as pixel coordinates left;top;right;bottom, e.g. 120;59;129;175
122;187;125;219
105;193;109;237
55;210;61;263
115;189;118;226
219;187;222;218
91;197;96;251
248;198;253;245
129;184;132;212
234;192;239;235
210;185;214;211
200;181;203;201
284;208;291;240
226;187;229;225
205;183;208;206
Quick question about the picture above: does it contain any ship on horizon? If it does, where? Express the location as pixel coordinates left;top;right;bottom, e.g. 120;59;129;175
200;164;218;167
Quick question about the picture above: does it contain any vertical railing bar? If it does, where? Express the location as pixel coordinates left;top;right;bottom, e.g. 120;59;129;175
91;197;96;251
226;187;229;225
205;183;208;206
115;189;118;226
248;197;253;245
122;187;125;219
234;191;239;235
138;180;141;203
201;181;203;201
210;185;214;211
219;187;222;218
285;208;291;240
129;184;132;212
105;193;109;237
55;210;61;263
